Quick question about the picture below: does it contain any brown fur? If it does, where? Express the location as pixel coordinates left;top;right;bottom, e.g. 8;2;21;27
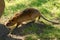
6;8;60;30
6;8;40;27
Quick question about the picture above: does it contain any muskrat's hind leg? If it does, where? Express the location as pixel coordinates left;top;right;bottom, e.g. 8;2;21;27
35;16;40;23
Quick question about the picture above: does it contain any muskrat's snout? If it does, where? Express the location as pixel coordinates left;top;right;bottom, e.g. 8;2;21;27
6;20;13;26
6;22;11;26
6;20;15;26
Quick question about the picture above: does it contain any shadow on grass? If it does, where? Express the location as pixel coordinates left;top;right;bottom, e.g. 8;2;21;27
0;22;60;40
11;21;60;38
11;21;45;35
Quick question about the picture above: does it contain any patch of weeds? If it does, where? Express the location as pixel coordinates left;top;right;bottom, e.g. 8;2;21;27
30;0;48;7
37;24;60;38
25;34;38;40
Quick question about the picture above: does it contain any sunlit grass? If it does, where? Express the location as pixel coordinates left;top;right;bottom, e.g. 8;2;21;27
1;0;60;39
5;0;32;7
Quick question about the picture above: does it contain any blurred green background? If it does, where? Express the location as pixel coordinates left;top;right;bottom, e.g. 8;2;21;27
1;0;60;40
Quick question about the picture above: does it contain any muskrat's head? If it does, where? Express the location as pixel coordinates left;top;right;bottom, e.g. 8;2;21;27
6;19;15;26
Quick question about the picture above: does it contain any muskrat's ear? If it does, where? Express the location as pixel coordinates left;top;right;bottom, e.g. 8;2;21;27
0;0;5;18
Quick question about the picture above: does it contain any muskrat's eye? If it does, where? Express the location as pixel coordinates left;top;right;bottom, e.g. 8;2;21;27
11;20;14;21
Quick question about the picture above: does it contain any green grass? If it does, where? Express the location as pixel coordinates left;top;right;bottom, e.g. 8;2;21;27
1;0;60;40
15;23;60;40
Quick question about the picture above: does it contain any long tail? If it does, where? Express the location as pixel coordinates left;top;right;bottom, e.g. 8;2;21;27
40;14;60;24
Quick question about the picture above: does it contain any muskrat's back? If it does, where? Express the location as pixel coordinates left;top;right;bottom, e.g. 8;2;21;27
17;8;40;22
6;8;40;27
